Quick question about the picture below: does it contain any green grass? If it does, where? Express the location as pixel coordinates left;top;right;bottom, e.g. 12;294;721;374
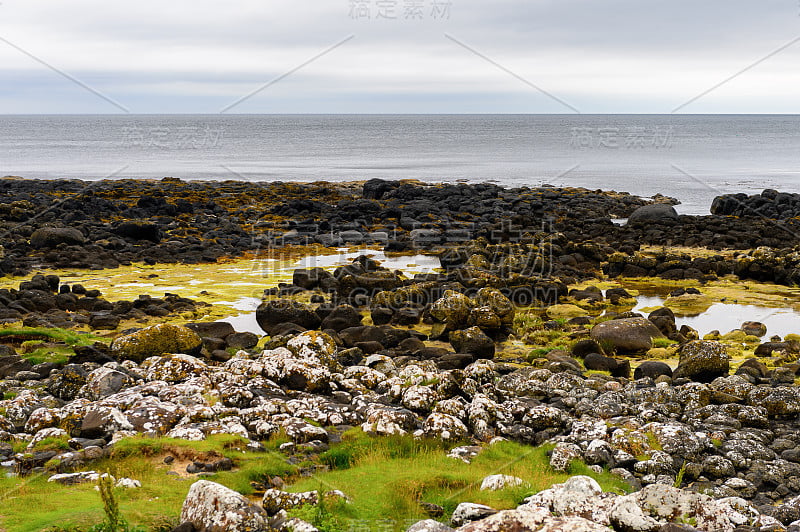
110;434;254;460
31;435;71;452
0;434;296;532
21;344;76;365
0;430;630;532
285;429;629;532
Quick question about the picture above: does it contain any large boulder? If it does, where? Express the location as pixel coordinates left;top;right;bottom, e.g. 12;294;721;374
430;290;473;330
449;327;495;359
292;267;333;290
633;361;673;380
590;317;663;354
255;299;321;335
475;288;515;326
741;321;767;337
110;323;202;363
30;227;85;248
626;204;679;224
320;304;362;332
114;221;161;242
84;367;131;400
673;340;730;382
180;480;271;532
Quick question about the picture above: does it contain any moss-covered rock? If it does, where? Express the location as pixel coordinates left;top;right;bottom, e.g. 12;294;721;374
111;323;202;363
673;340;730;383
430;290;472;330
475;287;515;325
663;293;713;315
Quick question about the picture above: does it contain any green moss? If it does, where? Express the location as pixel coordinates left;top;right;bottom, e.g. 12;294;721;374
544;304;587;320
0;327;100;346
651;337;676;349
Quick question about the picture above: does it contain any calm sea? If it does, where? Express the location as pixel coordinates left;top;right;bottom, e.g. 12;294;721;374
1;114;798;215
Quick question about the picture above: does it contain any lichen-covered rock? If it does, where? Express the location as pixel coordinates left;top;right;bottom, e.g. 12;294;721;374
111;323;202;363
47;364;88;401
23;407;61;434
28;427;68;449
608;495;662;532
480;474;524;491
421;412;468;442
457;507;608;532
747;386;800;416
407;519;454;532
643;422;704;458
80;406;134;439
467;306;502;330
85;367;132;400
283;419;329;443
143;354;209;383
259;347;332;393
632;484;741;531
590;317;663;354
550;442;582;472
126;401;181;434
180;480;270;531
286;331;341;371
451;502;497;527
361;404;419;436
262;488;319;515
402;385;439;413
522;405;570;431
673;340;730;382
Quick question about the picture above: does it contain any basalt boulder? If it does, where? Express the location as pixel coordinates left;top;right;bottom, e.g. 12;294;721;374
590;317;663;354
110;323;202;363
673;340;730;382
30;227;86;249
255;299;321;335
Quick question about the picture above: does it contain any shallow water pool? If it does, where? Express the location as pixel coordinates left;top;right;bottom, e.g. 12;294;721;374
633;295;800;338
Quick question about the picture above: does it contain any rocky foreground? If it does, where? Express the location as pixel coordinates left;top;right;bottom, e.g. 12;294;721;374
3;180;800;531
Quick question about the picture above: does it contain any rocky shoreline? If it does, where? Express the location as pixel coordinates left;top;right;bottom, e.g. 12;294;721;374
3;178;800;531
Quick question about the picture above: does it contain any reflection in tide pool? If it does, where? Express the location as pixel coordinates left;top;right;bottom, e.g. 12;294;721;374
220;253;442;335
294;249;440;275
633;295;800;338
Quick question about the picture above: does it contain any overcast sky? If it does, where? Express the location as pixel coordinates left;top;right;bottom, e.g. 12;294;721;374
0;0;798;113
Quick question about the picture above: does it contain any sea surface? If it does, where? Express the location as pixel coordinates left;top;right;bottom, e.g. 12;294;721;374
1;114;799;215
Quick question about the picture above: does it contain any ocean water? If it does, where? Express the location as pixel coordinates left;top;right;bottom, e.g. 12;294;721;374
1;114;798;215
